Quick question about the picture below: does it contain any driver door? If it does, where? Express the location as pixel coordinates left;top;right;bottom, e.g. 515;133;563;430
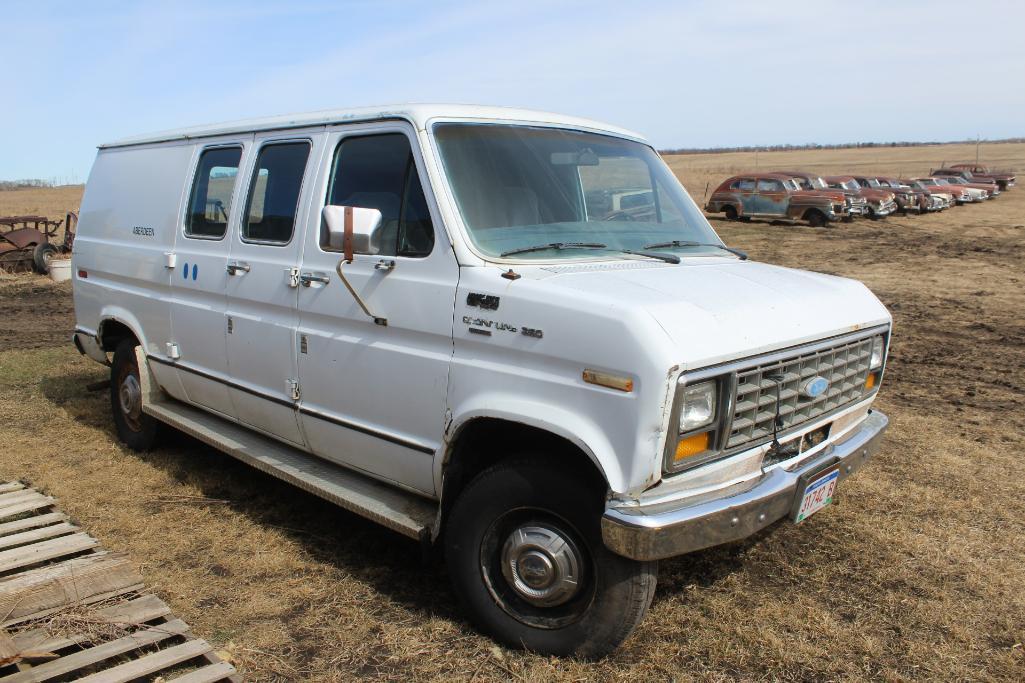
295;123;458;495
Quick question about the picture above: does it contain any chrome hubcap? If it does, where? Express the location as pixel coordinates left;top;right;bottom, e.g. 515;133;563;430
500;524;583;607
119;374;142;421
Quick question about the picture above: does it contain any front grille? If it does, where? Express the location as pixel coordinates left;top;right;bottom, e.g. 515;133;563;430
726;335;877;450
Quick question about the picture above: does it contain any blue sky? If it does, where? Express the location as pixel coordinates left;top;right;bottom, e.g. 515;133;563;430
3;0;1024;181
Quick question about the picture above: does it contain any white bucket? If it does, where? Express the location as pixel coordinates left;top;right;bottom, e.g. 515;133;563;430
49;259;72;283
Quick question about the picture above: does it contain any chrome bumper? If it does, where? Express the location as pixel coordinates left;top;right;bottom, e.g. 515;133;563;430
601;410;889;561
872;201;897;217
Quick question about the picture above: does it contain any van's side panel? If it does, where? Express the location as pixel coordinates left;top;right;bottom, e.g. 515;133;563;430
169;137;251;417
222;129;326;446
72;142;194;395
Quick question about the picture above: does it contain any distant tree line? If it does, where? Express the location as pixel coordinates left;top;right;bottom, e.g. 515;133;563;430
659;137;1025;155
0;178;81;191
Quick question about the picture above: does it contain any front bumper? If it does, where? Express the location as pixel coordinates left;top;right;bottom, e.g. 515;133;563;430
601;410;889;561
870;200;897;217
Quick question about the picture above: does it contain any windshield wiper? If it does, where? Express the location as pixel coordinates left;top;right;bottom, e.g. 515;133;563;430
643;240;748;260
500;242;607;257
618;249;680;264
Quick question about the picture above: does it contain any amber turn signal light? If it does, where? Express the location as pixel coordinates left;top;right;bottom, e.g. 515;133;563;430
674;431;710;461
865;371;879;390
582;369;633;392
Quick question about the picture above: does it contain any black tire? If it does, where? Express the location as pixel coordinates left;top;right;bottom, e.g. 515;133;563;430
110;339;160;451
445;458;657;658
723;205;739;221
32;243;58;274
806;209;827;227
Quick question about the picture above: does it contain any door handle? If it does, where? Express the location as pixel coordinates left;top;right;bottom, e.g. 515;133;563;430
226;260;250;275
300;272;331;287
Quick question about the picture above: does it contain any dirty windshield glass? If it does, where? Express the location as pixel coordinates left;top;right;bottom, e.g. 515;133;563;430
433;124;723;260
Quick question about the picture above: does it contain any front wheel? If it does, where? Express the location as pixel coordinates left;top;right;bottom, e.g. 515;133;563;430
806;209;827;227
110;339;161;451
444;459;657;658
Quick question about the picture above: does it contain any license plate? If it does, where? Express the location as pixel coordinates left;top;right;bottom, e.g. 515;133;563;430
794;467;840;523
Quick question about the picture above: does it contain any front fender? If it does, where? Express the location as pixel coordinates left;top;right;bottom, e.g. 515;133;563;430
441;396;633;496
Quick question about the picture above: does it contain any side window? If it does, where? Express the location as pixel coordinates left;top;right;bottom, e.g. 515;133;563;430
242;141;311;244
324;133;434;257
185;146;242;238
757;179;781;192
735;178;756;191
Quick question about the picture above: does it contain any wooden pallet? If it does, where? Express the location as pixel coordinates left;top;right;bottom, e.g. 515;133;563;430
0;482;240;682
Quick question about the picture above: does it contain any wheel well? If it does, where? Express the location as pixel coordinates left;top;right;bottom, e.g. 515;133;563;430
803;207;825;219
98;319;138;352
440;418;607;522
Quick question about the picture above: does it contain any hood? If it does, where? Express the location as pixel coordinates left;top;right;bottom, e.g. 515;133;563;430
538;259;890;368
858;188;895;202
962;182;996;191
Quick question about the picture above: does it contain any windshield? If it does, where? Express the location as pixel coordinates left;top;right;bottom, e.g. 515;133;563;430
842;180;860;191
783;179;802;191
863;178;881;188
808;177;827;189
933;178;950;185
433;123;723;260
944;177;964;184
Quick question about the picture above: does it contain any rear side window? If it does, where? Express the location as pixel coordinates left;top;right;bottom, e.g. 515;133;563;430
733;178;756;191
757;179;782;192
325;133;434;257
185;146;242;238
242;141;311;244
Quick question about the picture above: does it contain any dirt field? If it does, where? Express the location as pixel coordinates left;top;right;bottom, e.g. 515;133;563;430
1;143;1023;681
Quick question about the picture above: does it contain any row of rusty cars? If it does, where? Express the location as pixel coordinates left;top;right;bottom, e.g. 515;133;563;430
704;163;1015;227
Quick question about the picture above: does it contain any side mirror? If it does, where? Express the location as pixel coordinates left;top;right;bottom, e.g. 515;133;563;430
322;205;384;261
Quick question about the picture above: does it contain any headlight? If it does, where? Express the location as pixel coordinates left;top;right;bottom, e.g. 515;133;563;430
870;336;885;369
666;377;723;473
680;380;716;432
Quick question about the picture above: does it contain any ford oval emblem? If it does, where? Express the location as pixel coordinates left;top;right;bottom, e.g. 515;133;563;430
801;376;830;399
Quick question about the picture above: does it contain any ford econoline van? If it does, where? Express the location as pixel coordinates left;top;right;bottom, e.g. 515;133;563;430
72;105;890;657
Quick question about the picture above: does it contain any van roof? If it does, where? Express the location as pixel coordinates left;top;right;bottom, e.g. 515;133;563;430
98;103;647;149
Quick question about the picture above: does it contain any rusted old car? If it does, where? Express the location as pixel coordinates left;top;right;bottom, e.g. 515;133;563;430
908;177;977;204
930;168;1001;197
850;176;924;214
949;164;1016;190
776;170;867;219
901;179;954;209
705;173;847;226
823;176;897;219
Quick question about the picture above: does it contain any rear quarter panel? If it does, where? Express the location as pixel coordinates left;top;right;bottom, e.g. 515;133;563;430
73;142;194;362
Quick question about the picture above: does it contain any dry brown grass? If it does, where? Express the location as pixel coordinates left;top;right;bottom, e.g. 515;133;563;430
1;143;1024;681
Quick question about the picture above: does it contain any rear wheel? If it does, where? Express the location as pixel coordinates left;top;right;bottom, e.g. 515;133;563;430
806;209;827;227
723;205;738;221
32;243;58;274
110;339;160;451
444;458;657;658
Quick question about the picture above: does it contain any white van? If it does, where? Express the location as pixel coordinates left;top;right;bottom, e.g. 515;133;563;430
72;105;890;657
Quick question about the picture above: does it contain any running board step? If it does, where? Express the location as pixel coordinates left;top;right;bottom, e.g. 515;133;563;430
142;398;437;541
